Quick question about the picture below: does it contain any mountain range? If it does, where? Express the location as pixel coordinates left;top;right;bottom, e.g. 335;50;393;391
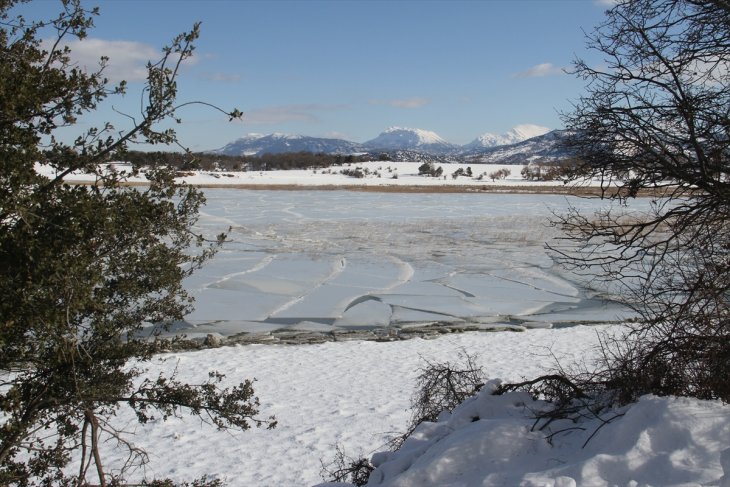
214;125;574;163
462;124;553;150
462;129;574;164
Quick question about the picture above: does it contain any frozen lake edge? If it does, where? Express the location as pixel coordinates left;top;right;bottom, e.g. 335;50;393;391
158;317;625;349
141;189;648;342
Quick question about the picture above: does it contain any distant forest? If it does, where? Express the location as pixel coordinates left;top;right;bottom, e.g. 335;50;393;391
121;151;381;172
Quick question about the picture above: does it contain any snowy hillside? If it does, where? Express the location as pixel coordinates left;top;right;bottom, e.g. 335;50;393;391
215;133;365;156
464;130;575;163
363;127;458;155
464;123;551;149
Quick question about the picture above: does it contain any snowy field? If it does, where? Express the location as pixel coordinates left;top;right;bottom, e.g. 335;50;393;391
96;326;620;485
37;160;598;188
95;329;730;487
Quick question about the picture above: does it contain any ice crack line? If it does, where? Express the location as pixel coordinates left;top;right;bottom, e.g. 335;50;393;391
282;205;304;221
484;271;577;299
204;255;277;291
268;257;347;317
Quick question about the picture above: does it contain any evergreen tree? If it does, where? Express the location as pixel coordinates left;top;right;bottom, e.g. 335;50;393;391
0;2;271;485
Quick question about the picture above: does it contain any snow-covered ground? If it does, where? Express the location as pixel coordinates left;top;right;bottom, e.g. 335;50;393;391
93;326;607;485
92;326;730;487
32;165;729;486
36;161;597;188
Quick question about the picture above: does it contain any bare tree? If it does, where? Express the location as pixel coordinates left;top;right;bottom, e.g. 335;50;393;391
556;0;730;403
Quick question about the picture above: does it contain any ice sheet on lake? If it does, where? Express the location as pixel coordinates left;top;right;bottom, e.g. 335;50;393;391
164;190;647;337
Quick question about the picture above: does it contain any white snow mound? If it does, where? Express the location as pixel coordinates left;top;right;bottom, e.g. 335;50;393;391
324;381;730;487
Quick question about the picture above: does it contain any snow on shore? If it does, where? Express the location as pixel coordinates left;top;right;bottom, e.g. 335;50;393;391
35;161;594;189
96;325;612;485
90;325;729;487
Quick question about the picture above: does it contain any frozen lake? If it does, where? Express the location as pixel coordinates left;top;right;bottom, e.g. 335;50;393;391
171;189;642;339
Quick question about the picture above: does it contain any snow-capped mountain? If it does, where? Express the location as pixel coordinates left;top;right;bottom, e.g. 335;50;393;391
464;124;551;150
212;125;571;162
363;127;459;155
215;133;365;156
464;130;575;164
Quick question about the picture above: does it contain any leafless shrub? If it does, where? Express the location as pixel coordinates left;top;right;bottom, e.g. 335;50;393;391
320;444;374;487
390;351;485;449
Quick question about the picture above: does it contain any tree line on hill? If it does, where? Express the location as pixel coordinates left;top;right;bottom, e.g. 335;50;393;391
121;150;374;172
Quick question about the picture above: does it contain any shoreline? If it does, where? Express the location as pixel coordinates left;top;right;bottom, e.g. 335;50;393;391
63;179;661;197
179;183;588;194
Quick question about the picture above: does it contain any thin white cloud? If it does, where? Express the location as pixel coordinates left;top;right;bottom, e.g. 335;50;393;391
241;104;350;125
594;0;618;6
369;97;430;109
243;106;317;125
513;63;565;78
49;38;158;82
43;37;199;83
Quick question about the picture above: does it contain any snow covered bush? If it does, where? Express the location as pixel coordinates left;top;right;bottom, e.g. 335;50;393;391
361;381;730;487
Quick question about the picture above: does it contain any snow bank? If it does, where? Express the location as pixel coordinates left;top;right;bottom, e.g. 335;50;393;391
334;381;730;487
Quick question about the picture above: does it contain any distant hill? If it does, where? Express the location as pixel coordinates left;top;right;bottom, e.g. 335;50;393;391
213;126;576;163
463;124;551;150
215;133;365;156
362;127;459;155
463;130;575;164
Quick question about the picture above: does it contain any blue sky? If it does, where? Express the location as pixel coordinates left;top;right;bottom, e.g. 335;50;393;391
21;0;614;151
